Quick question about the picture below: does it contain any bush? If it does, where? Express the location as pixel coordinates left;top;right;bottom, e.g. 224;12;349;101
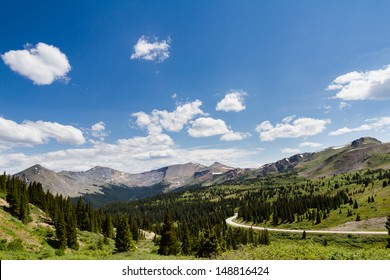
7;238;23;251
356;214;361;221
55;249;65;256
0;239;7;250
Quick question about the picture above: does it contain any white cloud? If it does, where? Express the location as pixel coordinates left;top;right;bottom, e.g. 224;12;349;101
329;117;390;136
255;121;273;132
90;121;109;141
188;117;230;137
187;117;249;141
0;134;261;174
216;90;247;112
326;65;390;100
299;142;323;148
338;102;352;110
281;148;301;154
117;133;174;148
91;122;105;132
220;132;251;141
130;36;171;62
2;42;71;85
329;126;371;136
282;115;296;123
256;116;331;141
0;117;85;147
132;100;206;135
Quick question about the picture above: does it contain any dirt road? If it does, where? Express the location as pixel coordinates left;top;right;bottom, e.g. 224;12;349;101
226;214;388;235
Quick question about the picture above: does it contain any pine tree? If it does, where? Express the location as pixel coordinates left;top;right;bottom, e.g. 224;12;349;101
196;228;221;258
272;209;279;226
55;211;68;250
19;189;30;224
315;209;321;225
76;197;89;231
180;224;193;255
65;198;79;250
158;210;180;255
130;218;139;242
259;229;270;245
115;215;134;253
0;172;6;192
6;182;20;218
102;214;114;239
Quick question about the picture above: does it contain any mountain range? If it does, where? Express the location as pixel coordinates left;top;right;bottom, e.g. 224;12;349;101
14;137;390;206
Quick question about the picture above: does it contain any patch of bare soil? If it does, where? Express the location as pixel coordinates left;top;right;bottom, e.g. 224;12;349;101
328;217;387;232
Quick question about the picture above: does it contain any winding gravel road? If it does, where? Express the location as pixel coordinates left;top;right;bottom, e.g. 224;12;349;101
226;214;388;235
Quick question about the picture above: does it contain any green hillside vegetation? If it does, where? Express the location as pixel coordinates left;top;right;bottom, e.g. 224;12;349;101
1;168;390;260
237;169;390;230
297;138;390;177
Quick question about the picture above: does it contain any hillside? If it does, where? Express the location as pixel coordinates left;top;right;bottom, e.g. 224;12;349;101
14;161;239;204
0;197;53;259
297;137;390;177
1;163;390;260
13;137;390;206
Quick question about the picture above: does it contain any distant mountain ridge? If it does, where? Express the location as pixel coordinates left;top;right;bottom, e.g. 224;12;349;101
14;137;390;205
14;161;238;199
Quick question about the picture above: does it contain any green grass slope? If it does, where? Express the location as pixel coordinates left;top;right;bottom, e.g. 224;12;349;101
297;137;390;177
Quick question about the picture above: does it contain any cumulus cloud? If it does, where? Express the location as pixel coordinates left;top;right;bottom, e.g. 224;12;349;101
188;117;230;137
255;120;273;131
0;117;85;147
326;65;390;100
187;117;249;141
329;117;390;136
132;100;206;135
130;36;171;62
256;116;331;141
216;90;247;112
90;121;109;141
1;42;71;85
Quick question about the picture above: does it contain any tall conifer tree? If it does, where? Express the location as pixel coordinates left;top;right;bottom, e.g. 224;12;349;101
158;210;180;255
115;215;134;252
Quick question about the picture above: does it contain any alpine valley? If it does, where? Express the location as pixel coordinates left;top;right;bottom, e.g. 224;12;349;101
14;137;390;207
1;137;390;260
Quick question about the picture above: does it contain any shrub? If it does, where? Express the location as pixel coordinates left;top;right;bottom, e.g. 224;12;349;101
7;238;23;251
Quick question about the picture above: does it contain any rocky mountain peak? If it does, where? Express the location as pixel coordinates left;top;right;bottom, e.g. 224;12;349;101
351;137;381;148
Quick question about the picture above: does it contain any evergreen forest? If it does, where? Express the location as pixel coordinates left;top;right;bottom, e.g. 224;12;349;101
1;168;390;260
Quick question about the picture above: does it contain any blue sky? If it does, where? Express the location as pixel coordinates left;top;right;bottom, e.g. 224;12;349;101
1;0;390;174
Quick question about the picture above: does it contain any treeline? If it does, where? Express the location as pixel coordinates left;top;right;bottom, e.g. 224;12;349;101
156;210;270;258
101;189;239;235
1;173;268;257
1;174;127;251
1;174;80;250
238;190;349;225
